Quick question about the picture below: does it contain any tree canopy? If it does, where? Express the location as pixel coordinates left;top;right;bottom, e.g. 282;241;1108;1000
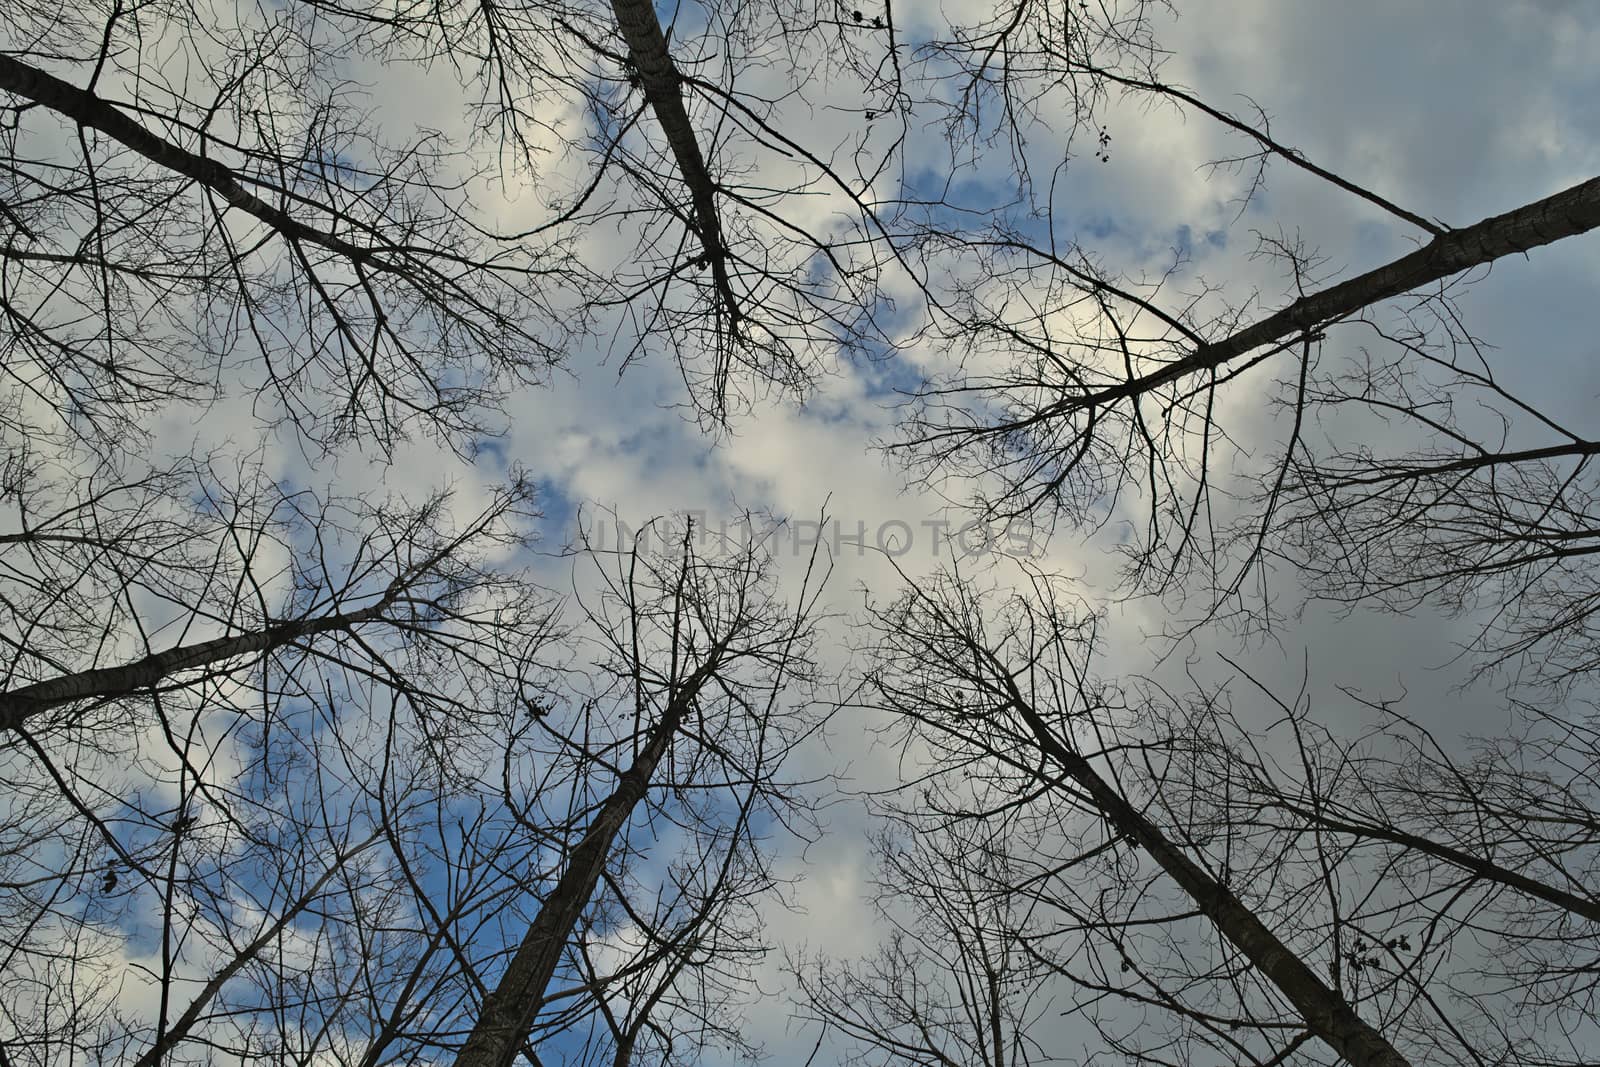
3;3;1599;1066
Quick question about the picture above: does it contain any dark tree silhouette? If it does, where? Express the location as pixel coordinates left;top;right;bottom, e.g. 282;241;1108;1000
0;490;828;1063
793;820;1056;1067
882;3;1600;685
453;519;828;1067
1152;667;1600;1066
862;562;1415;1067
7;3;1600;1065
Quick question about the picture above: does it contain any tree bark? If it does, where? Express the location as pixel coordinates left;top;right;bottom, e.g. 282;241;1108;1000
0;602;389;732
990;670;1413;1067
0;55;394;266
450;643;726;1067
1283;804;1600;925
606;0;739;329
1080;175;1600;411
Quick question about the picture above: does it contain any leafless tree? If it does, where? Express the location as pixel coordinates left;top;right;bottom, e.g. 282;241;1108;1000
450;517;829;1067
12;3;1600;1065
0;454;828;1064
897;172;1600;580
0;0;946;443
792;819;1056;1067
876;3;1600;685
857;547;1600;1067
0;45;571;456
4;1;911;1055
13;1;1598;681
863;560;1418;1067
0;462;559;1061
1148;664;1600;1067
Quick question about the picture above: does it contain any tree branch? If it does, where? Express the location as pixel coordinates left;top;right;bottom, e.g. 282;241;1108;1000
1077;175;1600;414
0;601;390;732
606;0;740;332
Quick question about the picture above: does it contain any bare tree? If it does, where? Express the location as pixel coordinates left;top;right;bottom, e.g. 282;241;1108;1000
13;1;1598;682
1;489;829;1064
896;172;1600;589
12;3;1600;1065
873;2;1600;686
863;561;1418;1067
451;517;828;1067
0;0;949;442
5;3;873;1061
792;819;1056;1067
0;463;561;1062
1148;665;1600;1067
855;549;1600;1067
0;47;572;456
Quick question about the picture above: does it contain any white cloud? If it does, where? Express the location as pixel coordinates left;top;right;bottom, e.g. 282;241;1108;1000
9;0;1600;1061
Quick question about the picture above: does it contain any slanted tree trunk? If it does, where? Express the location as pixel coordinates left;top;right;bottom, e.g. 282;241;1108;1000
990;663;1413;1067
450;641;727;1067
0;601;391;732
1277;804;1600;926
607;0;740;331
1081;175;1600;412
0;56;390;263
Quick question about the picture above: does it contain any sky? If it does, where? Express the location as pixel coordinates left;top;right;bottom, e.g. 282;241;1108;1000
420;3;1599;1059
7;0;1600;1063
302;1;1600;1058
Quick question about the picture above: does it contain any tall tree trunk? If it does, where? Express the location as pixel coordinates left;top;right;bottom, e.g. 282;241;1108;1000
990;670;1414;1067
0;602;390;732
606;0;740;331
0;55;388;264
1083;174;1600;411
1281;804;1600;925
450;643;726;1067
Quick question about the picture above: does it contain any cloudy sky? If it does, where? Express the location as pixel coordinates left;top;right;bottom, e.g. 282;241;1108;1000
9;0;1600;1061
276;2;1600;1058
317;3;1594;1057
